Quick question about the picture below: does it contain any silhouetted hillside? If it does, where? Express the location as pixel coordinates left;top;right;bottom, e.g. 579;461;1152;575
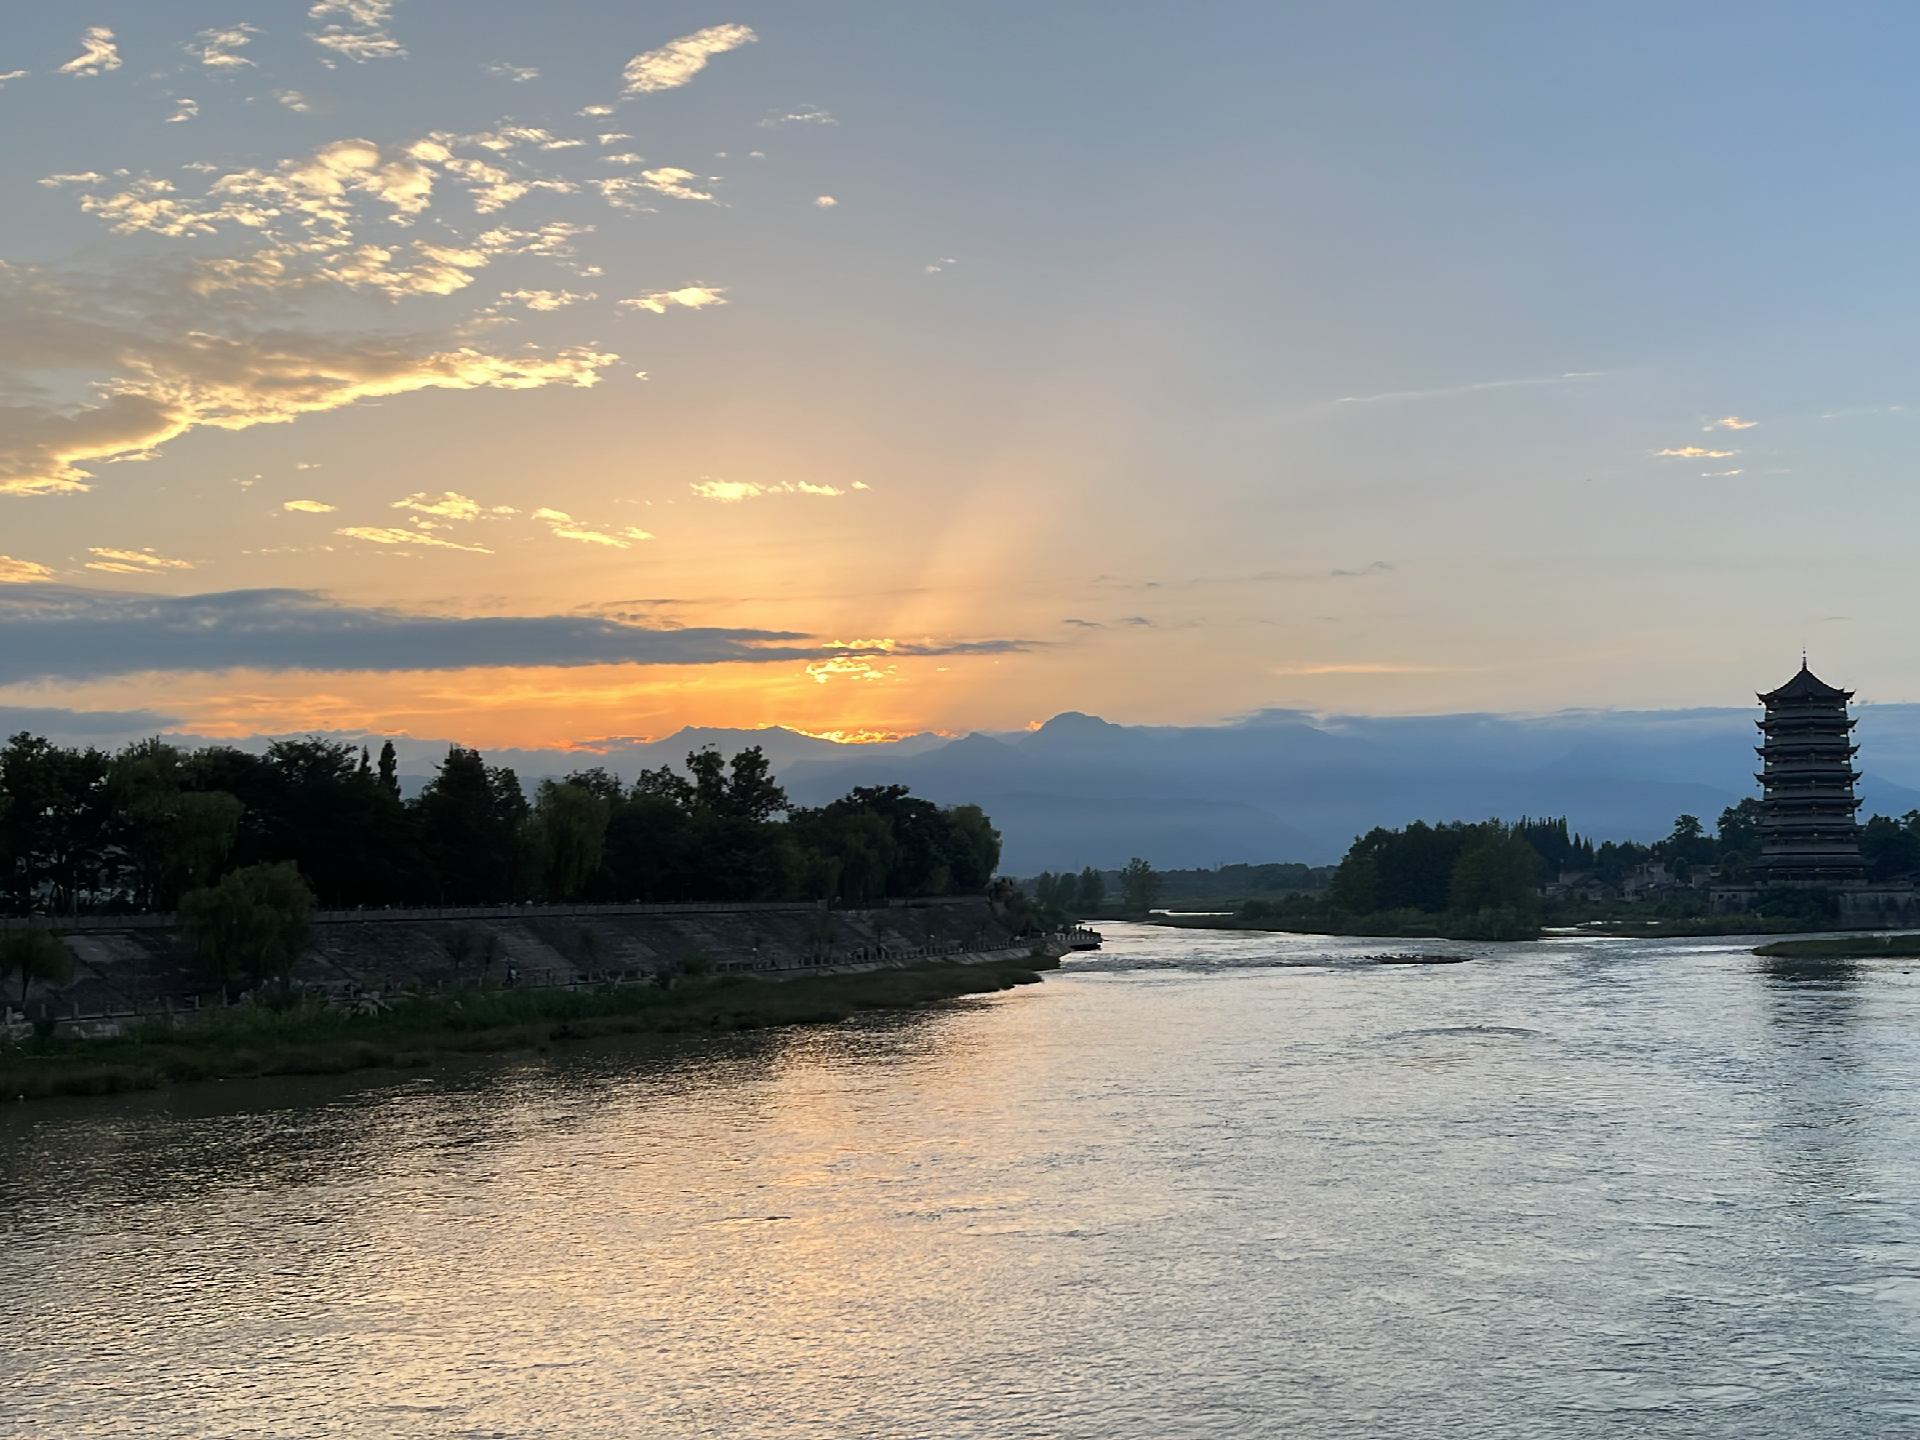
24;702;1920;876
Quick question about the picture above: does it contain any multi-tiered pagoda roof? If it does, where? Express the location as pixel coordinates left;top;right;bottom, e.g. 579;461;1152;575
1753;662;1865;886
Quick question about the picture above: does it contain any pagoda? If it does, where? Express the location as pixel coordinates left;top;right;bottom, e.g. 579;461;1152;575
1753;662;1865;886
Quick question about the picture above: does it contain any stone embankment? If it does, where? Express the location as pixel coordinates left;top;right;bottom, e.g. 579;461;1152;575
4;896;1083;1028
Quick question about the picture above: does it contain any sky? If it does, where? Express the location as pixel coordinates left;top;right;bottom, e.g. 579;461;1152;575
6;2;1920;751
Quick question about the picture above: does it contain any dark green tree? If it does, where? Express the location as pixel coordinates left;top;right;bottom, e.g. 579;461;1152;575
1861;812;1920;883
819;786;953;895
1076;866;1107;910
0;926;74;1008
723;747;789;821
109;740;243;910
178;862;316;992
1;734;113;914
1656;814;1717;870
415;747;530;903
561;766;627;804
1449;834;1544;915
1716;798;1763;856
533;780;612;901
1119;857;1160;911
796;809;896;902
1328;851;1380;913
941;805;1001;892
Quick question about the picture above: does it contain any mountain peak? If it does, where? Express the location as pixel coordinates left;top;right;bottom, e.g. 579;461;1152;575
1034;711;1123;735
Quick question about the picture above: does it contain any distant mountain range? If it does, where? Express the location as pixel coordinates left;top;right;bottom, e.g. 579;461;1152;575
18;703;1920;873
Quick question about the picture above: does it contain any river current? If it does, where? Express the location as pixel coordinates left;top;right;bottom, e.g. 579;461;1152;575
5;924;1920;1438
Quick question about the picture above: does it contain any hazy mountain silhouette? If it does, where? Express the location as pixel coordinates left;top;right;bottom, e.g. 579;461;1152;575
41;700;1916;875
777;707;1920;870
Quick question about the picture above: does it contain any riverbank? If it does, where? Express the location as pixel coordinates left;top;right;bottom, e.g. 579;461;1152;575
17;895;1037;1026
0;954;1058;1102
1151;912;1844;942
1753;933;1920;959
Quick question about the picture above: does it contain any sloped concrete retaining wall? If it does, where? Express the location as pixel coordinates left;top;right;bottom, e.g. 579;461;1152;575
9;896;1040;1021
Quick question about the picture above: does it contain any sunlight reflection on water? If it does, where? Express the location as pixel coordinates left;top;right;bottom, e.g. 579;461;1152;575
7;923;1920;1437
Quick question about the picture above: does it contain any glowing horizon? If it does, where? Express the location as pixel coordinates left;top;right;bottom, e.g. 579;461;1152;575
8;5;1920;745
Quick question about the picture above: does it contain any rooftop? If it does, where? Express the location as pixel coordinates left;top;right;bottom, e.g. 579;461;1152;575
1759;662;1853;706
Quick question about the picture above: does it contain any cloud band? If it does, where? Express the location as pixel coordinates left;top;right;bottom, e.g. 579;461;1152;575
0;585;821;682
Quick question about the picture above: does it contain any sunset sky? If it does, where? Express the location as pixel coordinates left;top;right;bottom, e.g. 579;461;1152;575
7;3;1920;750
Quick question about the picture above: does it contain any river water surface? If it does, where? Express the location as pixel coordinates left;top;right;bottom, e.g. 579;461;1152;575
7;924;1920;1438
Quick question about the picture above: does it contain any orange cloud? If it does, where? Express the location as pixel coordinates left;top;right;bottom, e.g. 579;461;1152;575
17;660;952;750
0;555;53;583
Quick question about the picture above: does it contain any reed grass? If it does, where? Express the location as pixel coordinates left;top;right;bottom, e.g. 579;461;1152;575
0;956;1055;1101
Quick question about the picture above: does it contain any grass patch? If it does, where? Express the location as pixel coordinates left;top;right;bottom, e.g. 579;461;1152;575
0;956;1057;1102
1752;933;1920;960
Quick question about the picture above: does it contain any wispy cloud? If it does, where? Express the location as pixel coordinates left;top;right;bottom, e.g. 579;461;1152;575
312;29;401;59
1332;371;1603;407
621;24;757;96
690;479;846;502
805;656;895;684
63;131;599;291
821;637;896;652
58;27;121;77
166;98;200;124
309;0;393;21
283;500;336;514
308;0;405;63
0;556;53;584
393;491;482;521
1656;447;1736;458
760;107;836;127
0;585;821;681
483;62;539;82
335;526;492;553
1706;415;1757;430
0;71;28;90
0;264;616;496
85;548;194;575
621;284;726;314
499;288;595;311
596;169;714;206
186;25;260;70
78;138;438;243
533;508;652;547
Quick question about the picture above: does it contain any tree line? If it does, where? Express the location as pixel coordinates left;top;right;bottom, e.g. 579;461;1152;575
1241;808;1745;939
1235;800;1920;937
0;733;1002;916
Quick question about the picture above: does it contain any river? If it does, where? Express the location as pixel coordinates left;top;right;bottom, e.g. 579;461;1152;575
5;923;1920;1438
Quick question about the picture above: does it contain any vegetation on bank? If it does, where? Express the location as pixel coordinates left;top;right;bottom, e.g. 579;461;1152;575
1125;806;1920;941
0;955;1057;1101
1026;860;1337;921
1753;933;1920;960
0;733;1001;913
